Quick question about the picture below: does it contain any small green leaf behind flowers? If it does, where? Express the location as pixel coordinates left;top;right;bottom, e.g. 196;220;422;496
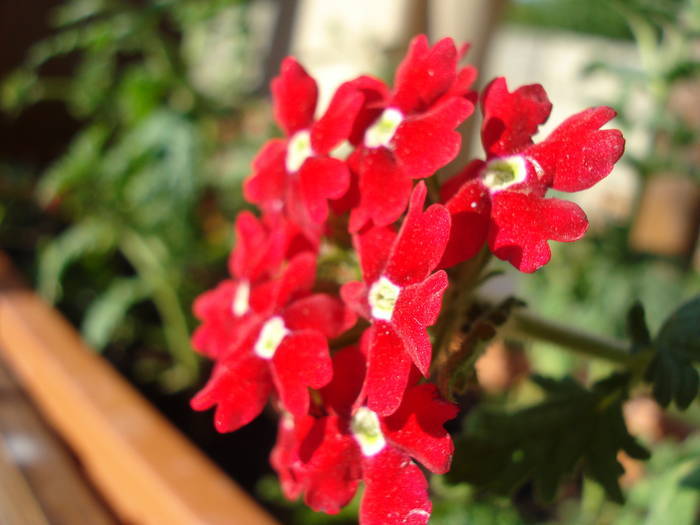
82;276;150;351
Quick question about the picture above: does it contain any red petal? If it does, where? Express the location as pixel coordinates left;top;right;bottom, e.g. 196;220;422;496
229;211;288;281
262;211;318;258
381;383;458;474
243;139;287;212
361;447;431;525
527;106;625;192
329;165;360;215
270;414;306;500
283;294;356;338
191;280;251;359
363;324;413;416
298;156;350;223
321;345;367;417
354;225;397;283
393;96;473;179
284;176;324;241
274;251;317;308
438;65;478;103
481;77;552;158
192;279;235;321
489;192;589;273
299;416;362;513
349;147;413;232
272;331;333;416
393;35;458;113
311;82;364;154
391;271;448;375
271;57;318;135
190;353;272;433
229;212;265;278
347;75;391;145
385;182;451;286
440;175;491;268
340;280;371;320
440;158;486;201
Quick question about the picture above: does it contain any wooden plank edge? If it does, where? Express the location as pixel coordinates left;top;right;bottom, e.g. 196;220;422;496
0;254;279;525
0;359;117;524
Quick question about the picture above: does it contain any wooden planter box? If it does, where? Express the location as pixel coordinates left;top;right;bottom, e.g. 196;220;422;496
0;253;279;525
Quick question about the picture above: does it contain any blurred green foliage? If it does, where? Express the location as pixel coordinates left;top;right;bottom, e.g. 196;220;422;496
1;0;276;389
581;0;700;182
508;0;692;40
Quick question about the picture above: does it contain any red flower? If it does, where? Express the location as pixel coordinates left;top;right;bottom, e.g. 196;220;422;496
191;211;296;359
347;35;476;232
341;183;450;415
441;77;625;272
271;346;458;525
191;253;356;432
244;57;368;237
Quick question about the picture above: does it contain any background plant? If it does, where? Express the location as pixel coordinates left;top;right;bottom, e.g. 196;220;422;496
1;0;277;389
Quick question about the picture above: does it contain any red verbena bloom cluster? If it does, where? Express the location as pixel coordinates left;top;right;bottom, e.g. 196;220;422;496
190;35;625;524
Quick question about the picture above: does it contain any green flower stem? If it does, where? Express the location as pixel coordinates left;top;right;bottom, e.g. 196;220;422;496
120;230;199;389
507;309;634;365
432;248;492;371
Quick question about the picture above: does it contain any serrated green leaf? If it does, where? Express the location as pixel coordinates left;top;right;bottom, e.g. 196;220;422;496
81;277;150;350
656;296;700;360
447;374;648;505
645;296;700;409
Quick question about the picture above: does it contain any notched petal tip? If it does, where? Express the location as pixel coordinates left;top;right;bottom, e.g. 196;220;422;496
272;56;318;136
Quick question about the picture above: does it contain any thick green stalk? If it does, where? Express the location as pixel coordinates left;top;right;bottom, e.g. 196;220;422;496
507;309;634;365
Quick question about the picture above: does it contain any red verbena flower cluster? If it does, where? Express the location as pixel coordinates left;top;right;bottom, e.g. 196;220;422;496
191;35;624;524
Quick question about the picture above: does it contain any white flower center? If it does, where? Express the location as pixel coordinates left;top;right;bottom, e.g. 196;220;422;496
231;281;250;317
254;316;289;359
482;156;528;192
351;407;386;456
368;276;401;321
286;130;313;172
330;139;353;159
364;108;403;148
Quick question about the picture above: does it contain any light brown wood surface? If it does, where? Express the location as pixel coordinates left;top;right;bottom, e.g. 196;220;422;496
0;254;279;525
0;356;116;525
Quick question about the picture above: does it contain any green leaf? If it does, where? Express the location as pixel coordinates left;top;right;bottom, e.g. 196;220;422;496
37;125;111;205
447;373;649;504
642;458;700;525
102;110;199;234
38;220;115;302
81;277;150;350
627;301;651;353
644;296;700;409
680;464;700;490
0;69;41;112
